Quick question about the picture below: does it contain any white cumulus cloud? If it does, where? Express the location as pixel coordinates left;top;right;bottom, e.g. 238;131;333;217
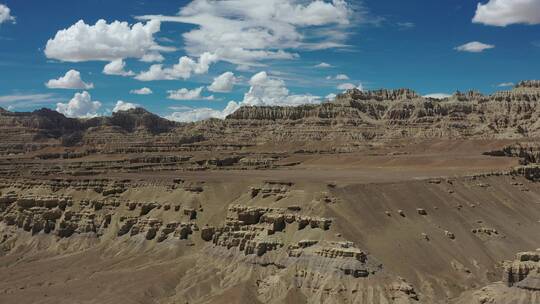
56;91;101;118
103;59;135;76
136;52;218;81
140;52;165;62
166;102;239;122
0;4;15;24
130;87;153;95
46;70;94;90
44;19;173;62
325;93;337;100
113;100;138;112
455;41;495;53
242;71;320;106
167;87;214;100
337;82;361;90
327;74;349;80
208;72;237;93
315;62;333;68
167;70;321;122
473;0;540;26
137;0;354;66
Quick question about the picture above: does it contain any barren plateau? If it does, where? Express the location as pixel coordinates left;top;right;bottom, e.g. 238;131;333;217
1;81;540;303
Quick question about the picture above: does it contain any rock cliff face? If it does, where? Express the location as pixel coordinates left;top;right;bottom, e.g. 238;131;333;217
1;81;540;153
215;82;540;154
455;249;540;304
0;178;431;303
225;84;540;136
0;172;539;304
1;81;540;157
504;250;540;289
1;81;540;304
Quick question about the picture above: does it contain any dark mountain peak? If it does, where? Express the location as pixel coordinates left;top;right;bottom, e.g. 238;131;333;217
108;107;178;134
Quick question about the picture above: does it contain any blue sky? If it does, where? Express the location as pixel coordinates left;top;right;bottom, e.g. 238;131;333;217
0;0;539;121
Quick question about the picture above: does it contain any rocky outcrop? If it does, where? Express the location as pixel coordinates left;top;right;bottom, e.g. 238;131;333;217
517;80;540;89
513;165;540;181
504;249;540;289
485;143;540;165
336;88;420;102
250;181;293;199
2;81;540;158
0;190;200;243
205;204;382;281
207;205;333;257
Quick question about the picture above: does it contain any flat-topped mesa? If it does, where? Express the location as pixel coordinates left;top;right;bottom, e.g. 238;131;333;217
516;80;540;89
487;80;540;102
225;104;320;121
225;89;421;121
335;88;420;103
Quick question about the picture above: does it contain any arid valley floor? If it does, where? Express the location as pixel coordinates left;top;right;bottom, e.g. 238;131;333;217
1;82;540;303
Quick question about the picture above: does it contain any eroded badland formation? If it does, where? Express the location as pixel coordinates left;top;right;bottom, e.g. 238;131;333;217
1;81;540;303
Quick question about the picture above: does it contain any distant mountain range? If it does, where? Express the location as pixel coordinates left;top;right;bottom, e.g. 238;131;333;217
1;80;539;155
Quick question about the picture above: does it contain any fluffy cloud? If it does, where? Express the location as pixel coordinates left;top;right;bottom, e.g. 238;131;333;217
0;4;15;24
166;101;239;122
455;41;495;53
103;59;134;76
242;71;319;106
46;70;94;90
113;100;138;112
424;93;451;99
314;62;333;68
208;72;237;93
138;0;354;66
167;71;320;122
140;52;165;63
56;91;101;117
45;19;173;62
327;74;349;80
167;87;214;100
337;82;361;90
130;87;153;95
473;0;540;26
325;93;337;100
135;52;218;81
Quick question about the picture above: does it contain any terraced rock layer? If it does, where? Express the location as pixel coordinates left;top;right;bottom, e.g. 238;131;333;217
0;81;540;303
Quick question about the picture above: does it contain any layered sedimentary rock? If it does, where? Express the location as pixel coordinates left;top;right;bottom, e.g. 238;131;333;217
504;250;540;290
0;191;199;243
0;81;539;304
455;249;540;304
2;81;540;157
